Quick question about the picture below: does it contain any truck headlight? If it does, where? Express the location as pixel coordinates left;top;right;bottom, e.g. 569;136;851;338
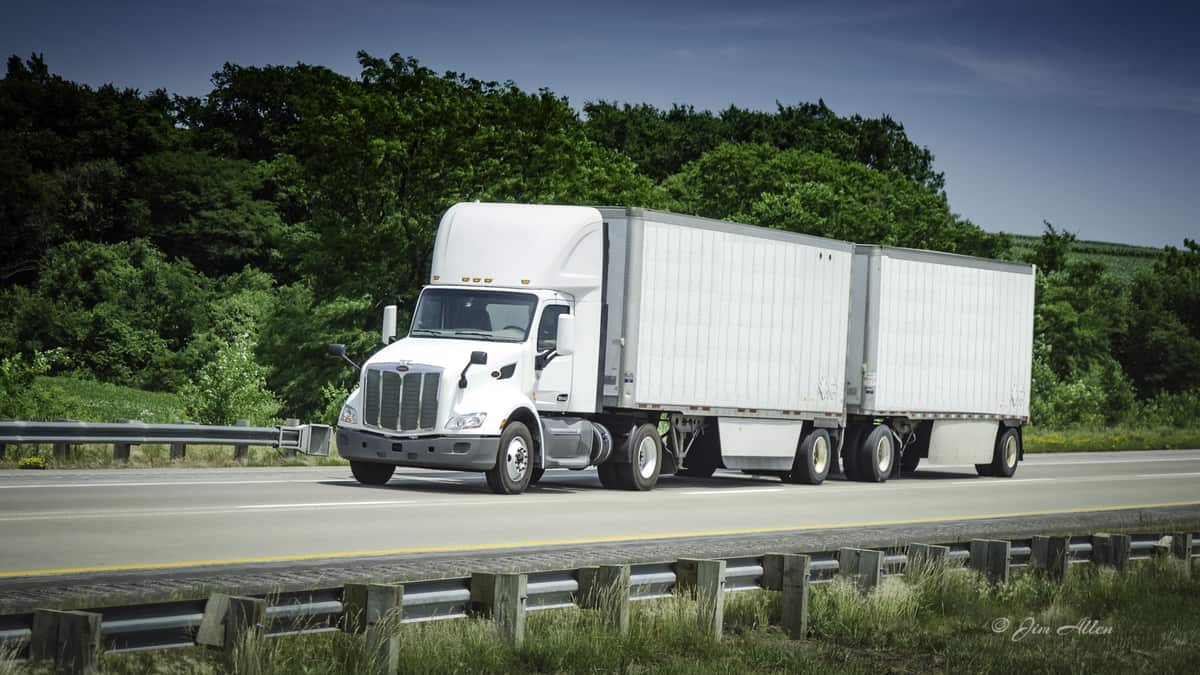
339;405;357;425
445;412;487;431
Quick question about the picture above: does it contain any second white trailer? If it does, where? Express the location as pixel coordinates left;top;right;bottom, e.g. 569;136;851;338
842;245;1036;481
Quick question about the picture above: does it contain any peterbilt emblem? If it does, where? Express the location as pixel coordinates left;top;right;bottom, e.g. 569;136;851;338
395;362;411;372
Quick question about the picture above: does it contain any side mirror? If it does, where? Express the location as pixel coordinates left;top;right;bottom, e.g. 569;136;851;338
555;315;576;356
327;343;360;371
470;350;488;365
381;305;397;345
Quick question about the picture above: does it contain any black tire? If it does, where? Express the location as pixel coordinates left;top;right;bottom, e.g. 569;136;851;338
529;467;546;485
856;425;894;483
782;429;832;485
613;423;662;491
980;426;1020;478
900;450;921;474
841;425;864;481
484;422;534;495
350;460;395;486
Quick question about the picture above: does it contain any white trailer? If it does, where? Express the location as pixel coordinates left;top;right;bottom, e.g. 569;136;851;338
842;245;1035;481
329;203;1034;494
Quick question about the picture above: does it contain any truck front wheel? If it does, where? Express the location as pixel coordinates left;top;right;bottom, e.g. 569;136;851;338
485;422;534;495
610;423;661;491
350;460;395;486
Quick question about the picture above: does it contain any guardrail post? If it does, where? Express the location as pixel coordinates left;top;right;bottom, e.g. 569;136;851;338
470;572;527;647
53;442;70;461
675;559;726;641
578;564;630;634
283;418;300;457
234;419;251;460
343;583;404;674
1032;535;1070;582
906;544;950;579
169;422;187;460
31;608;102;674
1171;533;1194;576
1091;533;1128;571
780;554;810;640
969;540;1010;584
0;442;7;460
223;596;266;673
838;548;882;592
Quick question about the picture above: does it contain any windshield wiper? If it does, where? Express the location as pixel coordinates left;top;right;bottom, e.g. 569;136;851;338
409;329;444;337
452;330;495;338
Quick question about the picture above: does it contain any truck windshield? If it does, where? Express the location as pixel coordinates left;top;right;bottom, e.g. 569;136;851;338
409;289;539;342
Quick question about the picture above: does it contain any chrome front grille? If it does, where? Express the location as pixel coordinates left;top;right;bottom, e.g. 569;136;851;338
363;365;441;433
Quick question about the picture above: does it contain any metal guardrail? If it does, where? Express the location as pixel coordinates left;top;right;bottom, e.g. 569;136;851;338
1;530;1195;664
0;420;332;458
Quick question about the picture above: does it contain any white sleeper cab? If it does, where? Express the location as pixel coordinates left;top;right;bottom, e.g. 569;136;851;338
331;203;1035;494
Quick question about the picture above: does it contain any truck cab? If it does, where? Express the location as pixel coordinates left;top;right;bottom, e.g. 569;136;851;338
334;203;613;494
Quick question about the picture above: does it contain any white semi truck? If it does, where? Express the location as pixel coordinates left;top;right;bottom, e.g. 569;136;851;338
330;203;1034;494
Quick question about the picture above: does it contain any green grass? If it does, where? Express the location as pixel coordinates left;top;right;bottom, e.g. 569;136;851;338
24;555;1193;674
1025;427;1200;452
31;376;186;423
1006;234;1161;282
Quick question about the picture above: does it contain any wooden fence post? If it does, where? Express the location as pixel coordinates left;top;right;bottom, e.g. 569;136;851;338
53;442;69;461
234;419;251;460
676;558;726;641
31;609;102;674
578;564;630;634
169;421;187;461
223;596;266;673
1032;535;1070;582
780;554;810;640
1172;533;1194;577
470;572;527;647
343;583;404;674
906;544;950;579
969;540;1010;584
838;548;883;592
1091;533;1130;572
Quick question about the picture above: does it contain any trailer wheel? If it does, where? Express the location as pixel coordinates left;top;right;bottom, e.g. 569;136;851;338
485;422;534;494
978;427;1020;478
783;429;831;485
613;423;662;491
350;460;395;486
857;425;894;482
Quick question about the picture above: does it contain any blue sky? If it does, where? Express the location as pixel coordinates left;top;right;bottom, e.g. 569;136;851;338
4;0;1198;246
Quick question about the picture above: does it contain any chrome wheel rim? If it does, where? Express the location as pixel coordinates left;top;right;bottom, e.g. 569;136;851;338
813;435;829;474
1004;435;1018;468
637;436;658;479
505;437;529;482
876;435;892;474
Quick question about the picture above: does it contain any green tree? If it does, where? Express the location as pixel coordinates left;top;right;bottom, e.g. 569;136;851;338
1120;240;1200;396
180;333;281;425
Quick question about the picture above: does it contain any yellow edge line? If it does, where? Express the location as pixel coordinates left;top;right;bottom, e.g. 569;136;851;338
4;499;1199;579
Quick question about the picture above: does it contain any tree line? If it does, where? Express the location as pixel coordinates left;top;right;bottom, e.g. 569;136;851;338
1;52;1196;427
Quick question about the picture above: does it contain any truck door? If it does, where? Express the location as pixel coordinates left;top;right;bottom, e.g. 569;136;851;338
534;304;573;412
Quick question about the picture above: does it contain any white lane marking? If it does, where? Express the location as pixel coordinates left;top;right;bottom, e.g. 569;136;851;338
680;487;784;495
1133;471;1200;479
943;478;1055;486
1018;456;1200;466
238;500;417;510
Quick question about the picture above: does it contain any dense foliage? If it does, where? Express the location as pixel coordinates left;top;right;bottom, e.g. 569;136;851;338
1;52;1197;428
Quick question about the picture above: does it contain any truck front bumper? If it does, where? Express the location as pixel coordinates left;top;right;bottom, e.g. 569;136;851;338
336;427;500;471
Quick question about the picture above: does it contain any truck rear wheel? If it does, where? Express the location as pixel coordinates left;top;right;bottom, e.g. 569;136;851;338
856;425;894;482
350;460;395;486
610;423;661;491
485;422;534;495
783;429;831;485
977;427;1020;478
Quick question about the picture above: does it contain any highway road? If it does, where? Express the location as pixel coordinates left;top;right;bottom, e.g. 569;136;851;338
0;450;1198;578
